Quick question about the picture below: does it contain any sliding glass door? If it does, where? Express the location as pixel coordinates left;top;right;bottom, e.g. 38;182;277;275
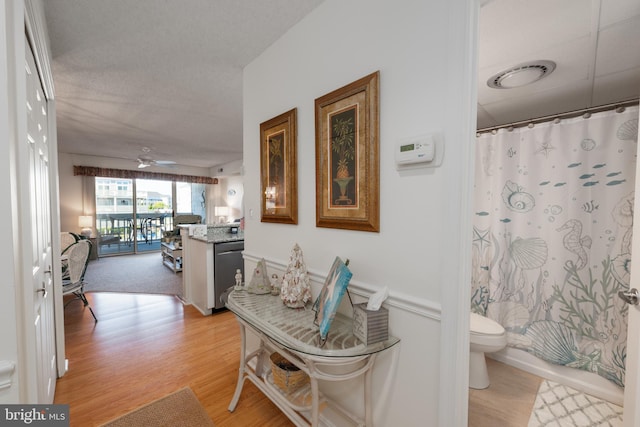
95;178;173;256
135;179;173;253
95;178;134;256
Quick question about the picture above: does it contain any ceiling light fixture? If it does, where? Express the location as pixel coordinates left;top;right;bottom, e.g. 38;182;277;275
487;60;556;89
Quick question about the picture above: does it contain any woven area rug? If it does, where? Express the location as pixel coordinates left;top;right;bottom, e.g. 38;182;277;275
99;387;214;427
84;252;182;296
528;380;623;427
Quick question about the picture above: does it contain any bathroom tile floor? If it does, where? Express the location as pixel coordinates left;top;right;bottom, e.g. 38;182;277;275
468;358;543;426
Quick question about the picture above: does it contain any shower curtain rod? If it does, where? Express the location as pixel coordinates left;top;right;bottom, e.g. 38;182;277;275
477;98;639;134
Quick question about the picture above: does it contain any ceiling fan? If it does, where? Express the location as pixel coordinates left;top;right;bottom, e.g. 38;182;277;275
136;157;177;169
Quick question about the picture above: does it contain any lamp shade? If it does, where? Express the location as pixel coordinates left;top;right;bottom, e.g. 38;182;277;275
214;206;229;216
78;215;93;228
78;215;93;237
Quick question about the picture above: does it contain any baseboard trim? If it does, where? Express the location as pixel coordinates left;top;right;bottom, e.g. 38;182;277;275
0;360;16;390
242;251;442;321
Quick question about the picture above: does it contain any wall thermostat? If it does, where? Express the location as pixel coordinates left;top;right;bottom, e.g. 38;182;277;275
395;134;436;167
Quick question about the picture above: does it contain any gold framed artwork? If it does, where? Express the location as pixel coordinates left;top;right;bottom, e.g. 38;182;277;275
315;71;379;232
260;108;298;224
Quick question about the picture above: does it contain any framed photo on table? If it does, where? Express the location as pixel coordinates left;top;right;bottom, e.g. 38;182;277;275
315;71;380;232
260;108;298;224
313;257;353;345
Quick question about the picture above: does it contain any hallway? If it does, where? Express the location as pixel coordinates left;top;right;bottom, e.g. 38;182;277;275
55;292;292;426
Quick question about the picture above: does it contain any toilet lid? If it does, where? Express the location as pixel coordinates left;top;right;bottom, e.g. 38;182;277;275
470;313;504;335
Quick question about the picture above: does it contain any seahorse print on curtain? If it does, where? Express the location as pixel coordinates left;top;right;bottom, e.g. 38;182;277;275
471;107;639;387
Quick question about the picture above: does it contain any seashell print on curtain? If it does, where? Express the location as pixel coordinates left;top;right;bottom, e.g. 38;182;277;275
471;107;639;388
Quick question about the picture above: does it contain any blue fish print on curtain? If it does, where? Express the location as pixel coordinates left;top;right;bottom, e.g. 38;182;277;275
471;106;639;388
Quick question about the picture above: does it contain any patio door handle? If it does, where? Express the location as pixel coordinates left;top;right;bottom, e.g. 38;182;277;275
618;288;639;306
37;287;48;298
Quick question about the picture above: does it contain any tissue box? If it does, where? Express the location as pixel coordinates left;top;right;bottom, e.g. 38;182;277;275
352;303;388;345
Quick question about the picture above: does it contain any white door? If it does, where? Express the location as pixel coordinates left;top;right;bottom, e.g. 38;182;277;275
622;108;640;427
26;40;56;403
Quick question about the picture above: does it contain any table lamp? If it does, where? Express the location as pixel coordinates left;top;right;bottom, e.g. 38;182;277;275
78;215;93;237
214;206;229;223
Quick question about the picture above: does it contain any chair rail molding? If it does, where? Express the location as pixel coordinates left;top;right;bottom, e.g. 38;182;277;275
0;360;16;390
243;250;442;321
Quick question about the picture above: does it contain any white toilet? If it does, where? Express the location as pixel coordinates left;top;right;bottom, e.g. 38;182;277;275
469;312;507;389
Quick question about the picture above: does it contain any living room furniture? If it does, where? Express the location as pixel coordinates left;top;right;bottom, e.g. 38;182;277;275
162;214;202;245
62;239;97;322
225;289;399;426
88;237;98;260
161;242;182;273
60;231;78;254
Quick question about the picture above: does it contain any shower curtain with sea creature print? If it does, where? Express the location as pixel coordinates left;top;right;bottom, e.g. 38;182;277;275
472;106;639;388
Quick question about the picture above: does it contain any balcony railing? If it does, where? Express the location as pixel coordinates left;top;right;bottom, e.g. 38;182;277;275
96;213;174;252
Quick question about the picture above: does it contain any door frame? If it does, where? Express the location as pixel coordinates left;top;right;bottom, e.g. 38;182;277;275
6;0;64;402
24;0;66;381
455;1;639;426
623;107;640;426
438;0;480;425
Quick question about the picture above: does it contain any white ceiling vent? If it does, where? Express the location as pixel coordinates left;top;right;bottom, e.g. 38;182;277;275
487;60;556;89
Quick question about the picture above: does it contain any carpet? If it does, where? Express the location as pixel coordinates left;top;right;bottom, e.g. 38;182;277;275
99;387;214;427
83;252;183;296
528;380;623;427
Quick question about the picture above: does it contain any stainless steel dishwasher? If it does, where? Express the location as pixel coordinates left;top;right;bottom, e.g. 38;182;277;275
213;240;244;309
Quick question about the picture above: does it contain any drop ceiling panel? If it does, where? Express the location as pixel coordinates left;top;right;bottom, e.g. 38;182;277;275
595;18;640;76
479;0;591;69
599;0;640;27
477;0;640;130
479;80;593;129
592;69;640;105
478;38;591;105
476;105;496;130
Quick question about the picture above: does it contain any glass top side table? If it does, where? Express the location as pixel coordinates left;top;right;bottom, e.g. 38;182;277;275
225;289;399;426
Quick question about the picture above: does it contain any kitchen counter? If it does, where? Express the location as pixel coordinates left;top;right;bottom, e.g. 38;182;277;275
190;233;244;243
184;223;244;243
180;223;244;315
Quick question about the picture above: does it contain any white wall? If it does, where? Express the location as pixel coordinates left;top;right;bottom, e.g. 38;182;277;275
209;176;243;222
58;153;84;233
243;0;476;425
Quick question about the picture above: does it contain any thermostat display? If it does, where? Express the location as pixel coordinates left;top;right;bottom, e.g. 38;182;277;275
395;135;435;166
400;143;415;152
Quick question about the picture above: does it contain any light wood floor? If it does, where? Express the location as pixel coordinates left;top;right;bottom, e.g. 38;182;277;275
468;358;543;427
56;292;543;426
54;292;293;427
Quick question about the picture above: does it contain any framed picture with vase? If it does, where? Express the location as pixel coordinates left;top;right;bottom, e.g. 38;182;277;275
315;72;379;232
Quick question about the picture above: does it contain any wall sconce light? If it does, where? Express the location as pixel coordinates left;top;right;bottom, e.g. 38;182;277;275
265;186;277;211
78;215;93;237
265;186;276;200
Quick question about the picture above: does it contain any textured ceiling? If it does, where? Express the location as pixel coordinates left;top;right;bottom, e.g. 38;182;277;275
478;0;640;130
44;0;640;169
43;0;325;169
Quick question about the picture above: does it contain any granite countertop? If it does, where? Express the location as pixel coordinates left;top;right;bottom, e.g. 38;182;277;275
190;233;244;243
184;223;244;243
